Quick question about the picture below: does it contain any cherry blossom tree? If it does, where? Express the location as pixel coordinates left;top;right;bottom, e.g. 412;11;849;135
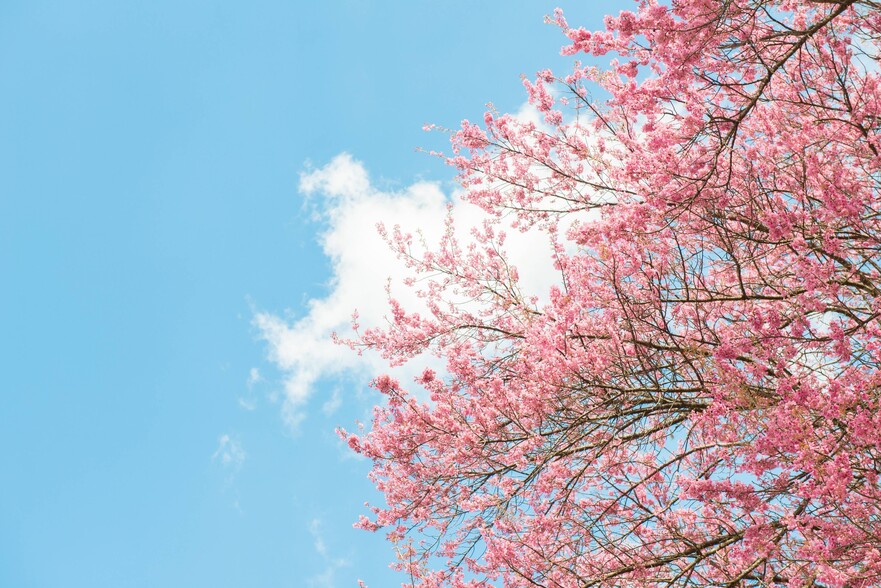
342;1;881;586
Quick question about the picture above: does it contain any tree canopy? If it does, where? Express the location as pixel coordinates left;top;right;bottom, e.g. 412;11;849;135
343;1;881;586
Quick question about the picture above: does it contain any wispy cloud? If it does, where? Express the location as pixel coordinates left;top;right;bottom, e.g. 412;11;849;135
310;518;329;557
212;434;246;470
307;518;350;588
237;368;261;411
247;367;261;387
321;388;342;416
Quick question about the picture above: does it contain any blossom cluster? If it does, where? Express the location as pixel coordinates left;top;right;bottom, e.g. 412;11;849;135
345;2;881;586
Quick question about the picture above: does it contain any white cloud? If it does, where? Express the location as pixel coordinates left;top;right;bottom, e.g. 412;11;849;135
321;388;342;416
213;434;246;509
307;518;350;588
237;396;257;411
237;367;261;411
212;434;246;470
247;367;261;387
255;151;571;429
309;518;329;557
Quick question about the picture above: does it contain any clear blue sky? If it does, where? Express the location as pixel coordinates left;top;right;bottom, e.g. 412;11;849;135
0;2;621;586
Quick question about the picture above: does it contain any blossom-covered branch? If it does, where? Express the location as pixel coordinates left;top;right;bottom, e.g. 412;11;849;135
344;1;881;586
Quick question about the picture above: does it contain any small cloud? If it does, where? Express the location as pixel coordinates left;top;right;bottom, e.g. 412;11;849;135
238;367;261;411
307;518;350;588
308;568;337;588
237;397;257;411
309;518;328;557
321;389;342;416
247;367;262;387
212;434;246;470
213;435;246;509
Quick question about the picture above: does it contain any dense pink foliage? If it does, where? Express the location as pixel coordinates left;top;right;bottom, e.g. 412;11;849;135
343;1;881;586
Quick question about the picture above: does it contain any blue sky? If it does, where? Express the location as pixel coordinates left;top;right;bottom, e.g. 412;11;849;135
0;2;622;586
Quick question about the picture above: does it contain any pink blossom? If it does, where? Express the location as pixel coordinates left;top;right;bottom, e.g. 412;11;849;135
342;1;881;586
